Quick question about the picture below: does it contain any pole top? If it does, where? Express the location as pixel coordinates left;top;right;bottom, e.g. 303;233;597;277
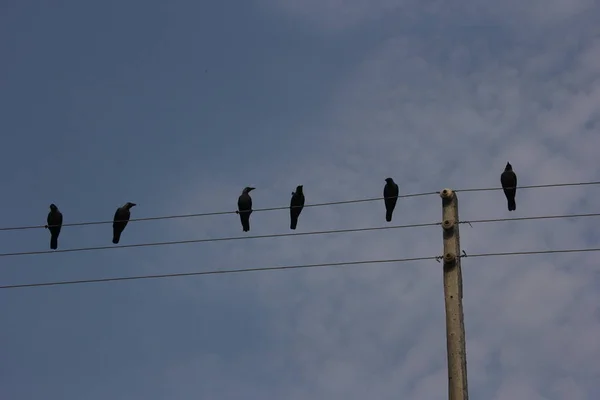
440;188;454;199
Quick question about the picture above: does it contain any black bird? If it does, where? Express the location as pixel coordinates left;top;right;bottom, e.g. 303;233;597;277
383;177;399;222
500;162;517;211
45;203;63;250
290;185;305;230
113;202;136;244
237;187;255;232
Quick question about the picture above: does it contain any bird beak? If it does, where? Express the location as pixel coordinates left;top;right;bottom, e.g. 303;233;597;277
131;203;137;207
249;187;255;191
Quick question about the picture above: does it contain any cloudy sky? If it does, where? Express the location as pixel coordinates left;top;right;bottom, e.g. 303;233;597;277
1;0;600;399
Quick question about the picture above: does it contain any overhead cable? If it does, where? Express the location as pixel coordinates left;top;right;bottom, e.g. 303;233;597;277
2;247;599;290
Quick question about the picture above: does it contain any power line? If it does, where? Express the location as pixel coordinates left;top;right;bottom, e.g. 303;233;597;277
2;179;599;233
2;247;599;290
3;211;598;258
0;256;438;289
0;192;439;232
455;180;600;194
461;212;600;226
462;247;600;259
0;221;440;258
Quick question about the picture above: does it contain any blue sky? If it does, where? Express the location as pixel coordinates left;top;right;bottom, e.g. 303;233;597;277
1;0;600;399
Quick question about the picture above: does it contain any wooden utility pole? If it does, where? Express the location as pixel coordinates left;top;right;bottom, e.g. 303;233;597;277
440;188;469;400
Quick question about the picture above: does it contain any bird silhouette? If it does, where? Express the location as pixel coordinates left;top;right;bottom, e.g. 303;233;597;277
237;187;255;232
290;185;305;230
46;203;63;250
383;178;399;222
113;202;136;244
500;162;517;211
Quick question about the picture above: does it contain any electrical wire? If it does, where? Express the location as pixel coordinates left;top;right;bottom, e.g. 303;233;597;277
2;247;599;290
0;222;441;258
0;256;438;290
0;192;440;232
455;180;600;193
2;211;598;258
2;179;599;232
460;212;600;226
462;247;600;258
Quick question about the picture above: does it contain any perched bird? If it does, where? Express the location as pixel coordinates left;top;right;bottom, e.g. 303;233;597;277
290;185;305;230
237;187;255;232
45;203;63;250
500;162;517;211
112;202;136;244
383;177;399;222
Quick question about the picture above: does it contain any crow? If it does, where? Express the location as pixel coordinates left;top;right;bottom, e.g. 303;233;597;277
290;185;305;230
500;162;517;211
237;187;255;232
46;203;63;250
113;202;136;244
383;177;399;222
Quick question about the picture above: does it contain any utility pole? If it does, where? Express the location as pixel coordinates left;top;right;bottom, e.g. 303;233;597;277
440;188;469;400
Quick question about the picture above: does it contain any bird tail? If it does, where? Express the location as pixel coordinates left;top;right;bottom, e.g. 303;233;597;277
386;209;393;222
508;198;516;211
290;216;298;230
113;232;121;244
240;213;250;232
50;235;58;250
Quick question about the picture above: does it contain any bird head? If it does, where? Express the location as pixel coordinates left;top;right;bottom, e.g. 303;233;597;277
295;185;303;194
243;187;255;194
125;202;137;209
49;204;58;211
385;177;394;184
505;162;512;171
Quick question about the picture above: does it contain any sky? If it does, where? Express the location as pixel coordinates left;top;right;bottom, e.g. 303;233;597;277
1;0;600;399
